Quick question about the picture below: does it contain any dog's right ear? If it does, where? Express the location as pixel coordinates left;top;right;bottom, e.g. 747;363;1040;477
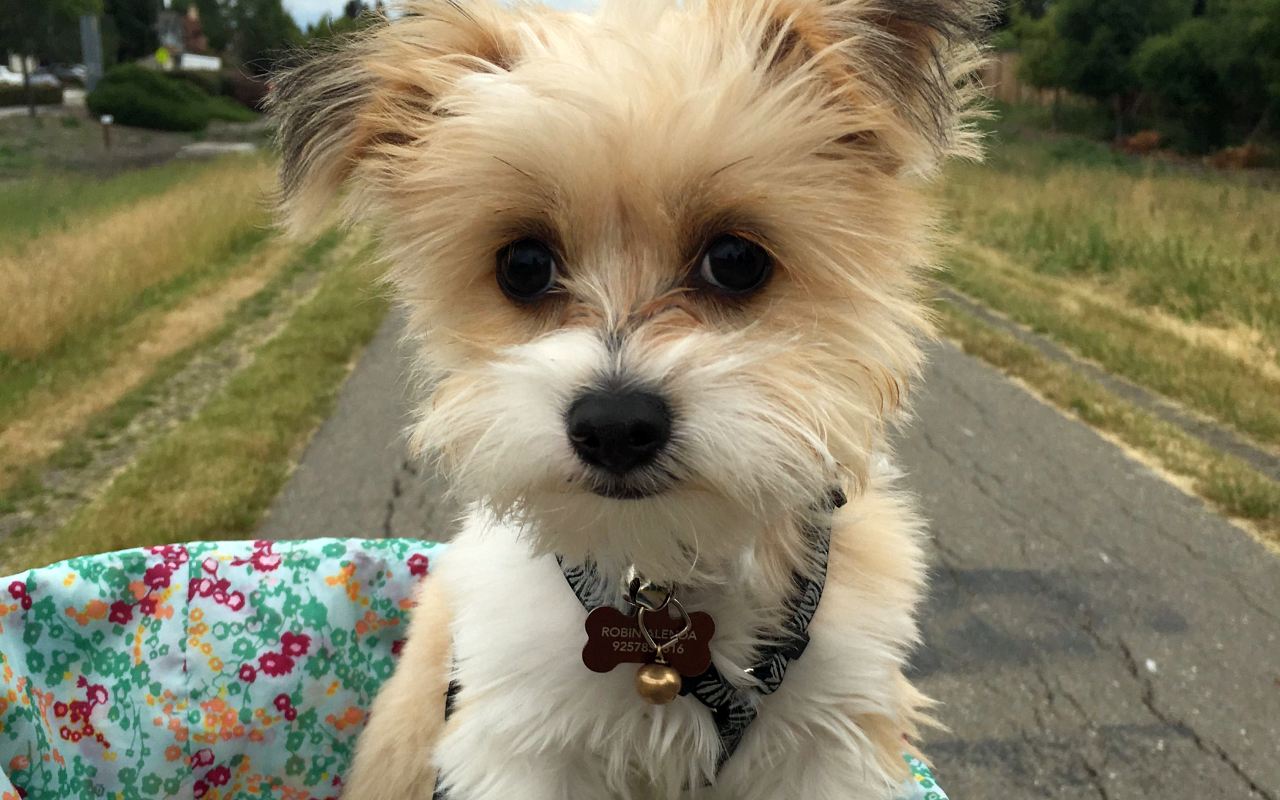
267;2;517;234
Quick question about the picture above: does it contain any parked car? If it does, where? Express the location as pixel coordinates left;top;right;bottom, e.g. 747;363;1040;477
0;67;61;88
51;64;87;85
29;70;62;88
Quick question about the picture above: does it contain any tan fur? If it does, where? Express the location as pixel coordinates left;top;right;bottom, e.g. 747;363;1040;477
346;577;454;799
820;480;936;778
271;1;989;795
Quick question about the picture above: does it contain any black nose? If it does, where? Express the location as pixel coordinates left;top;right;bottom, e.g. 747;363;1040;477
567;390;673;476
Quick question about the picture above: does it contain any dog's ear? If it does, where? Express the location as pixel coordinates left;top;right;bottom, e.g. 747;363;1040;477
268;2;517;233
744;0;990;172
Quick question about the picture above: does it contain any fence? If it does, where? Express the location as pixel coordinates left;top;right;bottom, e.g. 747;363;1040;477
982;51;1065;107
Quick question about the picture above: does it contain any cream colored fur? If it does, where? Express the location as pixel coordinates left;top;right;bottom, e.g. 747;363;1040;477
269;0;988;797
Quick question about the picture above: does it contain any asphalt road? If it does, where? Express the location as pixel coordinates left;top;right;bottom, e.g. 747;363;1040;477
257;314;1279;799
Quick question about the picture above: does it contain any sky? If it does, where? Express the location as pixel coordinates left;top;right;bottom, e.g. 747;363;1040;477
284;0;598;27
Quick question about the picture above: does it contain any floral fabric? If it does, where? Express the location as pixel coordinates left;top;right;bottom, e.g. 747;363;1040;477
0;539;947;800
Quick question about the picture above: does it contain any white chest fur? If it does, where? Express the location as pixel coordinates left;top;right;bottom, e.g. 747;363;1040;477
432;483;925;800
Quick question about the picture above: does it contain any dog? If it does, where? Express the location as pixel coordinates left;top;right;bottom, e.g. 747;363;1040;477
269;1;987;797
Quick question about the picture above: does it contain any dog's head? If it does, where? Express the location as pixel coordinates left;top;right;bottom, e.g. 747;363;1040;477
271;0;986;581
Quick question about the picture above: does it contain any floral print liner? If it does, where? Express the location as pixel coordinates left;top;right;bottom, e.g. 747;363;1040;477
0;539;947;799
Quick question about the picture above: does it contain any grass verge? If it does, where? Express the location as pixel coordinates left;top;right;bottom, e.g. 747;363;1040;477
0;228;345;497
936;304;1280;549
0;158;235;248
938;113;1280;449
0;236;388;573
942;243;1280;448
0;154;272;359
0;226;272;470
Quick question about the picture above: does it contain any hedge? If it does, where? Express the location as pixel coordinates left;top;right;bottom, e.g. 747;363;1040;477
87;65;257;132
0;85;63;108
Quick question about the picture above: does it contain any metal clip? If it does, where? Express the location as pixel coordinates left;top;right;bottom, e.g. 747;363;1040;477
623;566;671;612
637;597;692;662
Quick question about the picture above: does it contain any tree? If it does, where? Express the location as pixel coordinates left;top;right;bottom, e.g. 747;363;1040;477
0;0;102;116
1135;19;1230;151
1138;0;1280;149
104;0;160;62
305;2;381;42
1034;0;1188;138
228;0;301;74
1014;7;1071;128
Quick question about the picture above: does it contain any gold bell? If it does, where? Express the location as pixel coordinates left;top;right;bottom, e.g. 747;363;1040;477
635;663;682;705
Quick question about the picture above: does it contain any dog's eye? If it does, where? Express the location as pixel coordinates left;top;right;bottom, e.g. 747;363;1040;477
699;235;772;295
497;239;558;302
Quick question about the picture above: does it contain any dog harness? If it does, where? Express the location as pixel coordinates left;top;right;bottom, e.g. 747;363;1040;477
434;490;844;796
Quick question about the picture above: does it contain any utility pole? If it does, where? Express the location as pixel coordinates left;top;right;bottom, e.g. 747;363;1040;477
80;14;103;92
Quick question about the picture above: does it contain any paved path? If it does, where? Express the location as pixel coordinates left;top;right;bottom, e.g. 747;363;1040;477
258;315;457;541
257;315;1279;800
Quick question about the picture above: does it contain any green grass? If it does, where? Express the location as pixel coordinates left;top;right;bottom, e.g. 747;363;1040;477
0;229;346;526
0;225;272;430
940;108;1280;447
937;305;1280;548
0;236;389;572
943;245;1280;447
949;130;1280;339
0;158;233;249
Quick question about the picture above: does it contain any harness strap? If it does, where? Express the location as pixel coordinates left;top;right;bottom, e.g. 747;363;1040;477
559;489;841;777
433;489;842;795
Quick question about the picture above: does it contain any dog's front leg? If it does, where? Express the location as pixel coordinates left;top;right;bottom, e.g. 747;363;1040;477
345;579;453;800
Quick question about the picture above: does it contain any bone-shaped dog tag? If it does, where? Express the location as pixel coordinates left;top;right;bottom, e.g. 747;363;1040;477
582;605;715;677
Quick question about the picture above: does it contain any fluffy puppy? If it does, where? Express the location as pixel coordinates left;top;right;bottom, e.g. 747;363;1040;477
269;1;987;797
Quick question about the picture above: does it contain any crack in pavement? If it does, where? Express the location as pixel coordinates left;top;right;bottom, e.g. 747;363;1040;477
382;460;405;539
1114;638;1275;800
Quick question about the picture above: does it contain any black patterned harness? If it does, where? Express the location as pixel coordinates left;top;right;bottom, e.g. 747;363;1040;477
433;490;843;797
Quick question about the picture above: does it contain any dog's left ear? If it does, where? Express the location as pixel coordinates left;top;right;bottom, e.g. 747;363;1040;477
268;2;518;234
744;0;991;172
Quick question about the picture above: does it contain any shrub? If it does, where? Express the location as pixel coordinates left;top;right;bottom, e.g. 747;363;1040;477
0;85;64;108
173;69;226;97
226;71;269;110
87;64;256;132
1136;20;1232;153
175;69;270;111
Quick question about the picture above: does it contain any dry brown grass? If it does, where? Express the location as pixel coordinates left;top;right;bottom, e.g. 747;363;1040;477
0;237;295;491
0;236;388;572
936;305;1280;551
0;156;273;359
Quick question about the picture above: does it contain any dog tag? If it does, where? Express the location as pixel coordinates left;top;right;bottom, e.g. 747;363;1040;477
583;605;715;677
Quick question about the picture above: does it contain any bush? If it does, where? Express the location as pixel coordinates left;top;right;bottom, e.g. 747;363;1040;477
173;69;226;97
0;85;64;108
1136;20;1232;153
86;64;257;132
174;69;270;111
226;71;269;110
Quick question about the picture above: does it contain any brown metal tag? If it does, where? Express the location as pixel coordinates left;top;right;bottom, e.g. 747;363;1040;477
582;606;715;677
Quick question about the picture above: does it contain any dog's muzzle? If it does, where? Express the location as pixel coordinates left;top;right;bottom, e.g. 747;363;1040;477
566;389;673;497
